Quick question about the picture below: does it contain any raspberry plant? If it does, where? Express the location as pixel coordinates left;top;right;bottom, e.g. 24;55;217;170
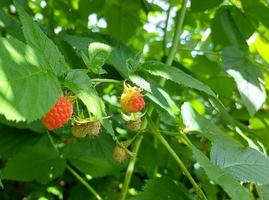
1;0;269;199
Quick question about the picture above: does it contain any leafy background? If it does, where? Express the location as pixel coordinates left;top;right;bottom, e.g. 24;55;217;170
1;0;269;199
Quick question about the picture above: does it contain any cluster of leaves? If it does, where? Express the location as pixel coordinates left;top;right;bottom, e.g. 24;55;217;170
1;0;269;199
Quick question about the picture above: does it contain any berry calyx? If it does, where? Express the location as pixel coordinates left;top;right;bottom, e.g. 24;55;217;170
112;142;130;163
120;84;145;113
42;96;73;130
72;118;101;138
122;112;143;132
126;118;141;132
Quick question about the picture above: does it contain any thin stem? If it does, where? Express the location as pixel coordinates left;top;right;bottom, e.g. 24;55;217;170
47;132;59;154
148;119;208;200
66;165;103;200
166;0;188;66
160;0;188;87
163;0;172;56
120;135;144;200
47;132;103;200
91;78;122;84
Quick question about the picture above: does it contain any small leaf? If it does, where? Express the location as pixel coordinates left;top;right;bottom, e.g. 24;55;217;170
85;42;111;74
222;46;266;116
60;33;132;78
64;70;114;136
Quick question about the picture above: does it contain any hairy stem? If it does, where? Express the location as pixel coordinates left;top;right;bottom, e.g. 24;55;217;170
148;119;208;200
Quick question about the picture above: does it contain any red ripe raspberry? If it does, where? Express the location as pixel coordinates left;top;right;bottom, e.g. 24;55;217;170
42;96;73;130
120;86;145;113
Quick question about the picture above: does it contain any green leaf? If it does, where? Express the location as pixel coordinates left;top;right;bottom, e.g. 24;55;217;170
222;46;266;116
256;184;269;200
228;6;255;40
241;0;269;29
104;0;142;42
0;10;24;41
129;73;179;118
60;33;132;78
15;2;67;76
64;70;114;136
191;0;223;12
0;37;61;122
211;6;248;50
129;177;196;200
1;135;66;183
140;61;217;98
85;42;111;74
205;76;236;98
181;102;224;141
0;124;42;158
63;134;119;177
189;55;221;78
211;138;269;184
191;146;252;200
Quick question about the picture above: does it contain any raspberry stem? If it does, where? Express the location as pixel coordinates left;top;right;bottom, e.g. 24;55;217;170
47;132;103;200
119;135;143;200
148;118;208;200
66;165;103;200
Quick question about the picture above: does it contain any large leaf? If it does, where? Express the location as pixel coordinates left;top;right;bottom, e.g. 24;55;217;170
1;134;66;183
0;37;61;122
140;61;217;98
222;46;266;116
15;2;67;76
129;177;196;200
211;138;269;184
191;146;252;200
63;134;119;177
64;70;114;135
